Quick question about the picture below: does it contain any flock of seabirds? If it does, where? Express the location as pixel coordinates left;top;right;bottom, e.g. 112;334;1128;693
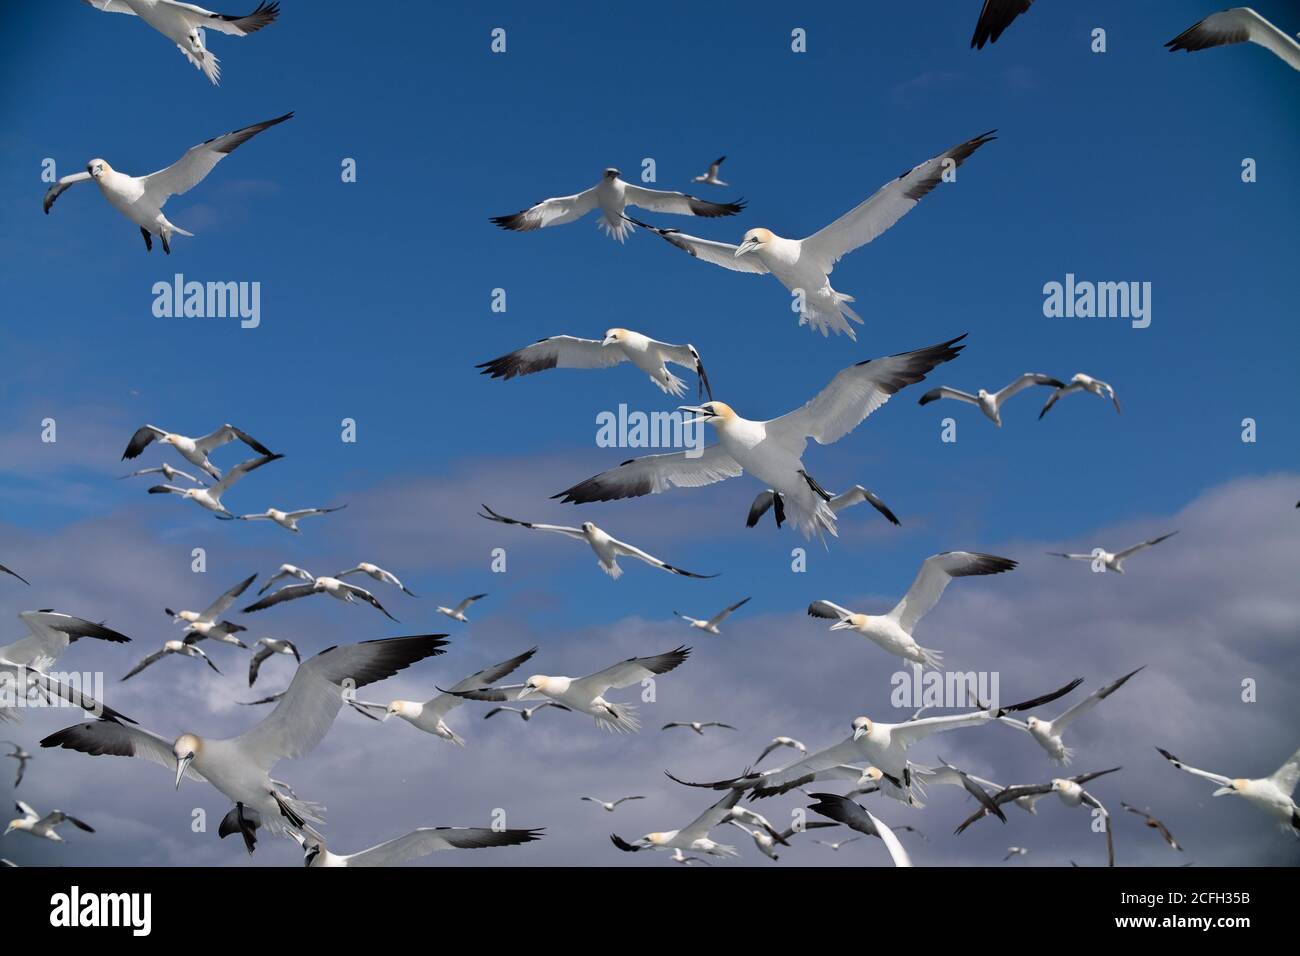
5;1;1299;869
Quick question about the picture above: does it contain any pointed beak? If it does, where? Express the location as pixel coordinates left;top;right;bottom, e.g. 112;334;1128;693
3;825;13;836
517;687;534;700
853;727;868;741
734;239;758;258
382;711;394;722
601;335;616;346
175;753;194;790
829;620;853;631
1211;787;1234;797
677;405;713;426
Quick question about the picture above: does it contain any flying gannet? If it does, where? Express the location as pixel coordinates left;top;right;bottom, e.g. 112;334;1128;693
443;646;691;734
998;666;1145;764
553;335;965;539
580;795;645;812
478;506;716;580
293;825;543;867
232;506;346;534
1002;846;1029;861
483;701;570;722
44;113;293;253
0;611;132;672
1047;531;1179;574
241;566;398;622
0;564;29;586
477;329;712;400
804;793;912;866
5;801;94;843
666;678;1081;802
247;638;299;687
490;167;744;242
662;721;737;735
971;0;1035;49
1120;802;1183;851
1038;373;1121;419
808;550;1018;668
673;597;750;635
42;635;449;854
955;767;1121;866
748;483;899;530
122;423;276;480
628;132;995;338
3;741;31;787
119;463;206;486
1166;7;1300;71
122;639;221;681
148;453;282;517
754;736;807;765
815;835;862;851
256;564;311;595
166;573;256;647
348;647;537;746
1157;745;1300;833
610;790;743;858
335;562;414;596
435;593;486;623
692;156;729;187
730;819;837;861
918;373;1065;427
84;1;280;85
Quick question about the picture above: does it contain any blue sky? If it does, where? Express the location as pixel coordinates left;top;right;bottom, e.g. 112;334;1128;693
0;1;1297;867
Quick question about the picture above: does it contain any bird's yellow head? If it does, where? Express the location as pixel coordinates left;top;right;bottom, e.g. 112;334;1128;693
859;766;884;784
172;734;202;790
677;401;735;426
852;717;873;740
735;227;774;257
387;700;419;721
602;328;628;346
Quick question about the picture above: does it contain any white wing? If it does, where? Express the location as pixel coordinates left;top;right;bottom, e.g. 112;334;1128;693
42;171;92;215
888;552;1017;633
571;646;691;699
451;593;487;615
198;573;257;622
477;505;586;540
1114;531;1178;560
552;444;742;504
341;826;541;867
677;790;743;844
705;597;750;627
166;0;281;37
631;219;770;274
992;373;1064;403
235;636;447;769
491;187;599;232
768;336;966;452
607;537;716;579
889;711;997;749
622;184;744;219
1051;667;1144;732
424;648;537;720
1156;748;1232;788
1166;8;1300;70
192;423;274;456
142;113;292;204
476;336;625;381
800;132;996;273
40;719;208;783
1268;747;1300;797
211;453;282;496
1;611;131;669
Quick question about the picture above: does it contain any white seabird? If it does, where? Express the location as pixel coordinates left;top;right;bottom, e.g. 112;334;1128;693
580;795;645;813
247;638;299;687
955;767;1121;866
84;0;280;85
1166;7;1300;71
667;678;1081;801
42;634;449;854
1048;531;1179;574
999;666;1145;764
241;566;399;622
1038;373;1121;419
490;167;744;242
1157;745;1300;833
918;373;1065;427
233;505;346;534
479;506;717;579
444;646;691;734
119;462;206;486
148;453;282;516
5;801;94;843
553;335;965;539
256;564;312;595
804;793;912;866
122;423;276;480
348;647;537;746
122;639;221;681
294;824;543;867
662;720;737;735
808;551;1018;669
166;573;256;647
477;329;712;400
971;0;1036;49
610;790;743;858
1;610;132;672
748;483;899;530
483;701;569;722
435;593;486;623
44;113;293;253
3;741;32;787
692;156;729;187
628;133;995;338
335;562;415;596
815;835;863;851
730;819;837;861
1003;845;1030;861
673;597;750;635
754;736;807;765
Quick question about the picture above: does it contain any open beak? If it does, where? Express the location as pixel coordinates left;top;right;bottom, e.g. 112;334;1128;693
677;405;713;426
829;620;853;631
733;239;758;258
517;687;534;700
1211;786;1234;797
175;753;194;790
